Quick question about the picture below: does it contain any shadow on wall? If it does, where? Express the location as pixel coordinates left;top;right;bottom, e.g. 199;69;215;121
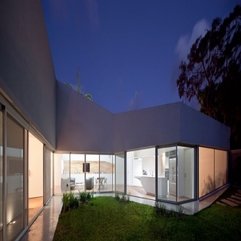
201;175;215;196
215;172;226;188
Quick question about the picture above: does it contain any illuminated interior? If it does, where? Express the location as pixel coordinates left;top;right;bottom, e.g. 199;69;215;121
127;148;155;199
199;147;228;197
28;132;43;222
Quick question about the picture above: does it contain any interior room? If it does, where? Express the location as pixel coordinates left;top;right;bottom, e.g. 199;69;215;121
127;148;155;200
158;146;195;202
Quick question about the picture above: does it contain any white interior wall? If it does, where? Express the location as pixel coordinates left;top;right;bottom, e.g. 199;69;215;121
28;132;43;198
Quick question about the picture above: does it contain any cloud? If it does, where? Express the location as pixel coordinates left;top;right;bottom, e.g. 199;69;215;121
128;91;142;111
176;19;209;61
84;0;100;30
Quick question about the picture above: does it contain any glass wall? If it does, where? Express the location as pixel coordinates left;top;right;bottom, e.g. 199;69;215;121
70;154;85;192
0;111;3;241
158;146;195;202
54;153;115;194
127;148;155;199
158;146;176;201
86;155;99;192
177;146;195;201
100;155;114;192
115;153;125;193
43;146;51;205
199;147;228;198
6;115;24;241
54;153;70;194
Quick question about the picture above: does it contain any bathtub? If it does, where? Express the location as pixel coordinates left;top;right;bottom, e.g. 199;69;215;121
135;176;167;196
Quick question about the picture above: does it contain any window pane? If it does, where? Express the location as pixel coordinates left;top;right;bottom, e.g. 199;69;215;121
6;116;24;241
127;148;155;199
70;154;85;192
158;147;176;201
54;154;70;194
100;155;113;192
115;153;125;193
177;146;194;201
199;147;215;197
43;147;51;205
86;155;99;192
215;150;228;189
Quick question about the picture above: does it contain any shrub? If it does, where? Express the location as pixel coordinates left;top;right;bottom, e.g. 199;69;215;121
62;192;79;212
79;191;93;203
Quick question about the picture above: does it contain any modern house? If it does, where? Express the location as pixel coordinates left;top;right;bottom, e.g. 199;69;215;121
0;1;229;241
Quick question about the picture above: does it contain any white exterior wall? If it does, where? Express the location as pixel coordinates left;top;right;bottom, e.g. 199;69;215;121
56;84;230;153
113;103;181;152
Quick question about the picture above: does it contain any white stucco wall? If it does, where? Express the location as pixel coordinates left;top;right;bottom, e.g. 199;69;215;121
0;0;56;147
56;84;230;154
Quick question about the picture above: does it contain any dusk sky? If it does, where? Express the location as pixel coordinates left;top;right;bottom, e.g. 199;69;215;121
42;0;239;113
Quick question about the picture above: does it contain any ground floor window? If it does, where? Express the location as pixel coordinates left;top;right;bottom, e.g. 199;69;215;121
157;145;195;202
6;115;25;241
127;148;155;199
54;153;115;194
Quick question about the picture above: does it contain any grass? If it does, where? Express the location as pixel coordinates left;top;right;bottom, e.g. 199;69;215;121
53;196;241;241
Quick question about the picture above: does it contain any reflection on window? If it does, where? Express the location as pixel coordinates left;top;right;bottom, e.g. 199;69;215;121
6;116;24;241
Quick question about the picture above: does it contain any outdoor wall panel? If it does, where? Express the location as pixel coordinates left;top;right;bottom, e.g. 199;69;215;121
113;103;182;152
0;0;56;147
179;104;230;149
56;82;113;153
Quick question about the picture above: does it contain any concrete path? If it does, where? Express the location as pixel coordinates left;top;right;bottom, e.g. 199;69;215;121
20;196;62;241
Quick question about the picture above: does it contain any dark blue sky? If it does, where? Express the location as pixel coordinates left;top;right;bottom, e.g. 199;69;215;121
42;0;239;113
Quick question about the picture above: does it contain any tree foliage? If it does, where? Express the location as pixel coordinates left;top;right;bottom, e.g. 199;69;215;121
177;5;241;149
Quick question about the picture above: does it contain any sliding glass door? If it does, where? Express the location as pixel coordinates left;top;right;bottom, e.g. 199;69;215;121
157;146;195;203
6;115;25;241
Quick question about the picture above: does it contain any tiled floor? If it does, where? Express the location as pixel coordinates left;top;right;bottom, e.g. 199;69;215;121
20;196;62;241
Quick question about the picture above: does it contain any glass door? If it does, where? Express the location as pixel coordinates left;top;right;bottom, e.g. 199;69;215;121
6;115;25;241
157;146;177;201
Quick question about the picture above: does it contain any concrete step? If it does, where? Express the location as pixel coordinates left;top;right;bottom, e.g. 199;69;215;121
220;199;239;207
231;195;241;201
227;197;241;205
216;201;226;206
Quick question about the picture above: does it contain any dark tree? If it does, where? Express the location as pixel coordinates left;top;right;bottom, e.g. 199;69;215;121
177;5;241;149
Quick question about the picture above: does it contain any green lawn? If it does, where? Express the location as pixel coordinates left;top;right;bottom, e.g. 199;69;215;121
53;196;241;241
